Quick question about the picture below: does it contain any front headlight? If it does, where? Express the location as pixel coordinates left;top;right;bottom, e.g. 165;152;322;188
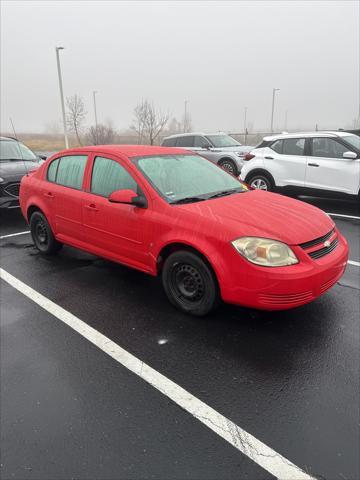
0;177;4;183
232;237;299;267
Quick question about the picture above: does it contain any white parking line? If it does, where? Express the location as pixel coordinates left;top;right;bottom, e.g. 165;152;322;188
0;230;30;240
348;260;360;267
0;267;314;480
326;213;360;220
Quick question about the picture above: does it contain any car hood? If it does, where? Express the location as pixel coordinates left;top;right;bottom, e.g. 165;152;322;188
177;190;334;245
0;160;40;181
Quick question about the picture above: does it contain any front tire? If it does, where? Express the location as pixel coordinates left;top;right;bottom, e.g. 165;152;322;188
162;251;219;316
247;173;274;191
30;211;62;255
219;158;238;176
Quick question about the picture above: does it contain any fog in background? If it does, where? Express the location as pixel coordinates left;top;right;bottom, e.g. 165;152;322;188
1;0;359;134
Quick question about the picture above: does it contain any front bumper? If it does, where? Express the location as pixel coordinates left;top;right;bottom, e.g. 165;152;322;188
0;195;20;209
219;230;348;310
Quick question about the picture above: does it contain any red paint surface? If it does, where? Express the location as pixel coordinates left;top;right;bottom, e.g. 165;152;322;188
20;145;349;310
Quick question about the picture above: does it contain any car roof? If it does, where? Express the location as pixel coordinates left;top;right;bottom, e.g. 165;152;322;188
163;132;228;139
262;131;355;141
53;144;191;158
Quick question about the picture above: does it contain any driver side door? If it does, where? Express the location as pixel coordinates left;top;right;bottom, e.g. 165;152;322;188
82;154;152;272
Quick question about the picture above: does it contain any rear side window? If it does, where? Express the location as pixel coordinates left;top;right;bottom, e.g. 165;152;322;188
91;156;137;197
55;155;87;189
282;138;305;155
176;136;195;147
162;138;176;147
47;158;59;182
270;139;283;153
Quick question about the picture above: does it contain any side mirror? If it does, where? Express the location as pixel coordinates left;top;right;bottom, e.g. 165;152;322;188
108;189;147;208
38;155;47;161
343;151;357;159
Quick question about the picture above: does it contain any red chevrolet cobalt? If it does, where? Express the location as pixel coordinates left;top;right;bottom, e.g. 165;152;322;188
20;145;348;316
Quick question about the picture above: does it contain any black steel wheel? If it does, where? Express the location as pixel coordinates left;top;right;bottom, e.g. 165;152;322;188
30;211;62;255
162;251;219;316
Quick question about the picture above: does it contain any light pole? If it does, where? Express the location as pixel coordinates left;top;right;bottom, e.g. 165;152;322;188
183;100;188;132
55;46;69;149
93;90;98;129
270;88;280;134
244;106;247;142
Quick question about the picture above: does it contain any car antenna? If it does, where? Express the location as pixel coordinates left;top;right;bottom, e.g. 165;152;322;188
10;117;29;177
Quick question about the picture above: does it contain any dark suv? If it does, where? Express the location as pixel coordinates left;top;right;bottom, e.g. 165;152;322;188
0;136;45;209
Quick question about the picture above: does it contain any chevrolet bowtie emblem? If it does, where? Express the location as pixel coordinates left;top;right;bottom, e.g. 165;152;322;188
324;240;331;247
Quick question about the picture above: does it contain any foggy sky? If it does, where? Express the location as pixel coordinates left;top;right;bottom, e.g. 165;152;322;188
1;0;359;134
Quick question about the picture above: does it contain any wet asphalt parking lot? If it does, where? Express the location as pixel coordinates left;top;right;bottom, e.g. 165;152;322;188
0;195;359;480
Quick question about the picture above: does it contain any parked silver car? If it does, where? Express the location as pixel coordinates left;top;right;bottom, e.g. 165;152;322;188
161;132;252;176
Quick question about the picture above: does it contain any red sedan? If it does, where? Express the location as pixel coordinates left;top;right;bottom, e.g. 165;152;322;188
20;145;348;316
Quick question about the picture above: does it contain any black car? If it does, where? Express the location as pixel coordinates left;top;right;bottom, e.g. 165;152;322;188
0;136;46;209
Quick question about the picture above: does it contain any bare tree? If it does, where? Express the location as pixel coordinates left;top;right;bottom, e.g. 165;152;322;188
66;94;87;146
131;99;169;145
86;124;116;145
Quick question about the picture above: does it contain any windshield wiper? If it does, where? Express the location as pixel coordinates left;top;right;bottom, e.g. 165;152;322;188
170;196;207;205
207;189;243;200
1;158;32;162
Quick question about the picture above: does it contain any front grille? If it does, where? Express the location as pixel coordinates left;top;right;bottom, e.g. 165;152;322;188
308;237;339;260
259;290;314;305
299;229;335;250
4;183;20;197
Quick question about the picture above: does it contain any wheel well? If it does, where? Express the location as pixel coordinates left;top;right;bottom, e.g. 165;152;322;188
218;157;236;165
245;169;275;185
27;205;44;222
157;243;216;277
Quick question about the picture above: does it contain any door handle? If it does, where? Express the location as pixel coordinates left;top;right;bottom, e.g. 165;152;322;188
308;163;319;167
264;156;274;160
84;204;99;212
43;192;54;199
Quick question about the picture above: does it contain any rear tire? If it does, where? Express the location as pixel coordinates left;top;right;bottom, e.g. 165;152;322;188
247;172;274;191
162;251;219;316
219;158;238;176
30;211;62;255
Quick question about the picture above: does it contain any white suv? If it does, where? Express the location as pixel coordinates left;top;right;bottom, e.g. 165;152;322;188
240;131;360;197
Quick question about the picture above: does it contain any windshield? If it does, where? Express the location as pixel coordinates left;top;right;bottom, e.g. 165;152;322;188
0;140;38;161
342;134;360;151
205;134;241;148
135;154;247;203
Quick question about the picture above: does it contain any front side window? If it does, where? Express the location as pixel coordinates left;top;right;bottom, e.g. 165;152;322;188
194;136;211;148
282;138;305;156
176;136;194;147
56;155;87;189
311;138;348;158
135;154;247;203
341;134;360;151
205;135;241;148
162;138;176;147
91;156;137;197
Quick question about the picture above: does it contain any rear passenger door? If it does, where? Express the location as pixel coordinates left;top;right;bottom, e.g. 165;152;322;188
82;155;151;270
266;138;307;187
44;154;88;242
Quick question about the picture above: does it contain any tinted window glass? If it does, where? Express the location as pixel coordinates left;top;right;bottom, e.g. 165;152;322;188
56;155;87;189
270;139;283;153
312;138;348;158
194;136;210;148
91;156;137;197
162;138;176;147
282;138;305;155
47;158;59;182
176;136;194;147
